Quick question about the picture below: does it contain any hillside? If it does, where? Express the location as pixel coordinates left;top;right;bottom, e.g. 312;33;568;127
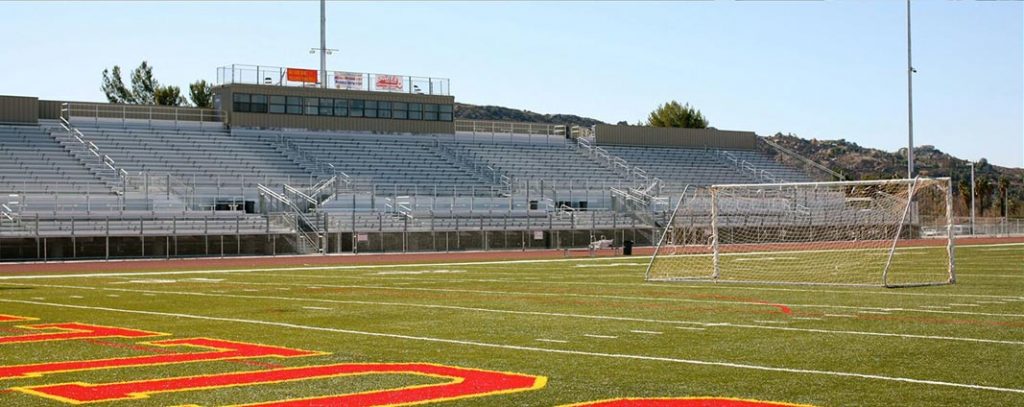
761;133;1023;217
455;103;604;127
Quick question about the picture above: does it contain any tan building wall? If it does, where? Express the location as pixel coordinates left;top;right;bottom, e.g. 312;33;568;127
38;100;63;120
215;84;455;134
594;124;756;150
0;95;39;124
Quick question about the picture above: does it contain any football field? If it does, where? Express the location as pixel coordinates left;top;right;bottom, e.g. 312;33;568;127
0;243;1022;406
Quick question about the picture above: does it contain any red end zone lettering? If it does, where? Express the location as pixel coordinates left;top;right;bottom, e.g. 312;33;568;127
0;323;164;345
0;338;323;380
566;398;814;407
16;363;546;405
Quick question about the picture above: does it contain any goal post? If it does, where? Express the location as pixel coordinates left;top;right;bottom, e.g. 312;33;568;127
645;177;955;287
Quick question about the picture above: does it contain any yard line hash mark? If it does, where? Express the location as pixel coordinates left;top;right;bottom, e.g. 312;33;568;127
5;299;1023;395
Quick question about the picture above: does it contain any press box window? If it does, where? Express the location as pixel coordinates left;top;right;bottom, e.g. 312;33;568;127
251;95;268;113
364;100;378;118
349;100;364;117
440;104;453;121
319;98;333;116
424;104;439;121
378;101;392;118
304;98;319;115
232;93;251;113
408;103;423;120
286;96;303;115
269;96;286;114
392;102;407;119
333;99;348;117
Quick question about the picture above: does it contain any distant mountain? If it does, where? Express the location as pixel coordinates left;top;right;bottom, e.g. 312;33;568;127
455;103;605;127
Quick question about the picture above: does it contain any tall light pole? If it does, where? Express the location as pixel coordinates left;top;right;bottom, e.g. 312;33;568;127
906;0;916;178
320;0;327;89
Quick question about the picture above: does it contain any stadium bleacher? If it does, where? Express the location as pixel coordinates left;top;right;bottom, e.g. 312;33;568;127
0;116;819;260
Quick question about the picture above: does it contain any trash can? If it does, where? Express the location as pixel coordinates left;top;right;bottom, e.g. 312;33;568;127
623;240;634;256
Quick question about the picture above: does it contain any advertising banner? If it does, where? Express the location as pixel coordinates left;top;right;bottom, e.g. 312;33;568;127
286;68;318;83
375;74;404;91
334;72;363;90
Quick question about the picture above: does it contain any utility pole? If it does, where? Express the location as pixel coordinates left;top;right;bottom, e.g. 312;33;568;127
970;161;976;235
906;0;916;179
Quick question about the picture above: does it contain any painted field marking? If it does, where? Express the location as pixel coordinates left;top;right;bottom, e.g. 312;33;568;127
535;339;569;344
5;299;1022;396
0;338;323;380
920;305;952;309
3;242;1018;281
14;362;546;405
302;306;332;311
276;288;291;291
753;320;789;325
30;297;45;301
793;317;824;321
0;323;164;345
232;279;1024;319
142;293;156;297
857;311;891;315
105;294;119;298
949;303;980;307
6;282;1023;346
675;327;706;331
373;269;466;275
975;301;1005;305
824;314;856;318
242;289;260;292
574;263;648;268
68;295;83;299
583;334;618;339
630;330;662;335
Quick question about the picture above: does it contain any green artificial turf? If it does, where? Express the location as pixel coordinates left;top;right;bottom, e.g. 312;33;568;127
0;243;1021;406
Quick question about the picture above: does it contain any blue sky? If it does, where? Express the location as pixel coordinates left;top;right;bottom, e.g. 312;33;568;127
1;1;1021;167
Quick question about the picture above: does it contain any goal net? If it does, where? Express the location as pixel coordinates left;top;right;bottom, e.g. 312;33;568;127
645;178;955;287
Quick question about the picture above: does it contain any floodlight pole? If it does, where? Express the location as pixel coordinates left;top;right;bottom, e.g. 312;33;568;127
320;0;327;89
906;0;915;178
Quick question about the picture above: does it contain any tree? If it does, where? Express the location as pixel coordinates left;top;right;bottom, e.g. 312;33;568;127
154;85;187;106
976;176;994;216
189;80;213;108
646;101;708;129
997;176;1010;217
101;66;133;104
130;61;159;105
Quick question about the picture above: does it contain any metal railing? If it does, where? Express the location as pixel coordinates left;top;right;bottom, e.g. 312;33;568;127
58;106;130;195
712;149;781;184
453;120;567;143
257;184;322;253
216;64;450;96
759;137;846;181
63;102;222;129
574;137;658;189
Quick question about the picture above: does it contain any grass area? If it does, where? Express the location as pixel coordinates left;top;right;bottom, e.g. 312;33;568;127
0;243;1021;406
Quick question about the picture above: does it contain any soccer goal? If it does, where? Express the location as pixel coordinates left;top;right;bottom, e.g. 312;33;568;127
645;178;955;287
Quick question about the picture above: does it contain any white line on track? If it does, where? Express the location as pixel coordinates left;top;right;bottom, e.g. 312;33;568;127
583;334;618;339
3;298;1021;395
630;330;662;335
535;338;568;344
5;282;1023;346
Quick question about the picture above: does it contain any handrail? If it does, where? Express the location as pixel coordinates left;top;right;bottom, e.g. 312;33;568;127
759;137;846;181
0;204;16;222
284;184;317;205
454;120;564;137
59;105;132;194
258;184;321;253
63;102;222;129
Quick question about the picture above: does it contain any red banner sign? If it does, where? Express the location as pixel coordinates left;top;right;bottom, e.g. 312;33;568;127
375;74;404;91
286;68;319;83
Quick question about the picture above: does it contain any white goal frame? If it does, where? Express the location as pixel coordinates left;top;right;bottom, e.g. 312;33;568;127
645;177;956;288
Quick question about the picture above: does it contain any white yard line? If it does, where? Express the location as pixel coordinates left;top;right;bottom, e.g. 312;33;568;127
535;338;568;344
302;306;333;311
793;317;824;321
675;326;706;331
227;280;1024;318
824;314;857;318
857;311;891;315
3;298;1022;395
753;320;790;324
630;330;662;335
4;282;1022;346
583;334;618;339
